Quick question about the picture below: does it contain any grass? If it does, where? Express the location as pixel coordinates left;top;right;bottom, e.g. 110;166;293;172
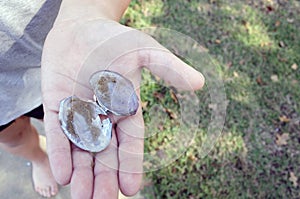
121;0;300;198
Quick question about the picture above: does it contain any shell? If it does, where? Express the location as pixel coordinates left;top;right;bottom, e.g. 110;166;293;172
59;96;112;152
89;70;139;116
59;70;139;152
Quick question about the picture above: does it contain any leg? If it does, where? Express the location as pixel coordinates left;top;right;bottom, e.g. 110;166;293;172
0;116;58;198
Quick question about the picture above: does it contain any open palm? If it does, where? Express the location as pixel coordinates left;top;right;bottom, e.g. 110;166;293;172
41;19;204;199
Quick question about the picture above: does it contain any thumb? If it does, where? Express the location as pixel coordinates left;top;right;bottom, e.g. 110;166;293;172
139;47;205;91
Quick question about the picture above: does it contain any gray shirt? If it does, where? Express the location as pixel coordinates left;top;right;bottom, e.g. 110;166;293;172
0;0;61;125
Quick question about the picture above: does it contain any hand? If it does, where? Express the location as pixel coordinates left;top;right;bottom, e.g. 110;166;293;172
41;18;204;199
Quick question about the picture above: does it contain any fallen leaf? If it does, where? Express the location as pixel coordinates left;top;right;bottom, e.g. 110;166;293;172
260;42;271;47
279;115;290;123
256;76;266;86
165;108;178;119
266;5;274;12
233;71;239;77
289;172;298;187
208;103;217;110
215;39;221;44
279;41;285;48
239;59;245;65
141;101;148;109
287;18;294;23
271;75;279;82
169;90;178;104
242;20;249;29
153;92;164;101
188;154;197;162
276;133;289;146
153;74;161;81
227;62;233;68
158;123;164;131
291;63;298;70
277;54;287;62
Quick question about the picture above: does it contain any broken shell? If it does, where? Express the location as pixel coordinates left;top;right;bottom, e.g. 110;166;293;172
59;96;112;152
89;70;139;116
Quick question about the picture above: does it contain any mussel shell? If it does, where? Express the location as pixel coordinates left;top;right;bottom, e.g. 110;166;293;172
59;96;112;152
89;70;139;116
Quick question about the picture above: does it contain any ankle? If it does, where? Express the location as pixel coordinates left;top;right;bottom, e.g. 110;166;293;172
31;150;48;165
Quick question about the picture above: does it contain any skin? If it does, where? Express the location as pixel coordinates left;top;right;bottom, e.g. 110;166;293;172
0;117;58;198
42;0;205;198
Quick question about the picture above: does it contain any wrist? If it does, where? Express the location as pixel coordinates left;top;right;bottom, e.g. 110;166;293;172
55;0;131;24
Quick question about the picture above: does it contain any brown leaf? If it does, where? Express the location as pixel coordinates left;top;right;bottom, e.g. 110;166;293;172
158;124;164;131
242;20;249;28
279;115;290;123
165;108;178;119
188;154;197;162
169;90;178;104
275;20;281;27
227;61;233;68
289;172;298;187
260;42;272;47
141;101;148;109
256;76;266;86
153;92;164;101
276;133;289;146
291;63;298;70
277;54;287;62
215;39;221;44
266;5;274;12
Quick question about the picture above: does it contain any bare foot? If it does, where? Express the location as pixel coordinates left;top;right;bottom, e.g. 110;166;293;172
32;155;58;198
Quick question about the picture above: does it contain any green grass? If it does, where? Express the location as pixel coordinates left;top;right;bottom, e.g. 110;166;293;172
122;0;300;198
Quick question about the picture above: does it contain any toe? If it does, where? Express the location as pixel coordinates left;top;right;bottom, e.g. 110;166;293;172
42;187;50;198
46;186;52;198
41;188;46;197
51;185;58;196
36;187;43;196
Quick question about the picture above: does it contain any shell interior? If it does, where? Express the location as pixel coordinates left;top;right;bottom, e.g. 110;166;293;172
89;70;139;116
59;70;139;152
59;96;112;152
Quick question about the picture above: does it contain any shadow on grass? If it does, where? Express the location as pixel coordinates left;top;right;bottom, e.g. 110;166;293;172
123;0;300;198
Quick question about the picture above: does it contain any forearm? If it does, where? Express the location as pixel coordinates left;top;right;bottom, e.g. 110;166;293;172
55;0;131;23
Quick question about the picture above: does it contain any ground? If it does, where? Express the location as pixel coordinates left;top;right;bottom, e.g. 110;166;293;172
1;0;299;198
122;0;300;198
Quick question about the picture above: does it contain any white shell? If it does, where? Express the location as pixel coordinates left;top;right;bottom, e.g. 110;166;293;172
59;70;139;152
89;70;139;116
59;96;112;152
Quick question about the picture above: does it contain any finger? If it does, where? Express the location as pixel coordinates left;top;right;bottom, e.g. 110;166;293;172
93;129;119;199
116;109;144;196
44;110;72;185
140;48;205;91
70;146;94;199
